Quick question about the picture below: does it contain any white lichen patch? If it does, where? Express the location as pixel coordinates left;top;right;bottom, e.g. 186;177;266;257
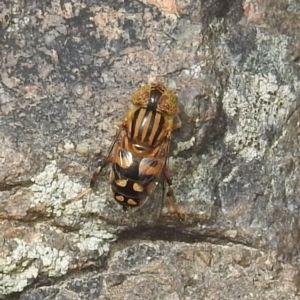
30;161;109;224
222;30;299;161
76;140;90;155
0;162;116;296
0;238;71;294
74;225;115;255
175;136;195;155
63;139;75;151
182;63;203;78
223;72;296;160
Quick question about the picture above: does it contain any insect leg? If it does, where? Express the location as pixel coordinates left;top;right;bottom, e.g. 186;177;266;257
156;135;182;218
172;114;182;131
89;156;113;189
89;126;124;189
163;167;182;218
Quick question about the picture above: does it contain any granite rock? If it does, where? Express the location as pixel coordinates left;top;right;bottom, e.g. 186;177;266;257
1;0;300;298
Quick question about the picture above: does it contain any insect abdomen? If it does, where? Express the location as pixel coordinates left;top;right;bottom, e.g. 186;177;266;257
111;177;147;207
111;166;152;208
110;150;161;208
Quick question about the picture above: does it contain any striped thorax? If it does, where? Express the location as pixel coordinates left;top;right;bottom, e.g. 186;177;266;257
123;83;180;158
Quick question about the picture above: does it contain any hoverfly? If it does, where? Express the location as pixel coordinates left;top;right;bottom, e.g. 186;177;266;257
76;83;181;214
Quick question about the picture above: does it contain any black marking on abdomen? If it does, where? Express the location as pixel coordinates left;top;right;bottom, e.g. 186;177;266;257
113;191;146;208
112;178;144;199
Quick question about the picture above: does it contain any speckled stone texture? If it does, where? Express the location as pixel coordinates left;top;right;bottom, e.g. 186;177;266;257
0;0;300;299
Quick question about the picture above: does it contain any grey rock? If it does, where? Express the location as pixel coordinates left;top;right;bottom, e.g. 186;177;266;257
1;0;300;299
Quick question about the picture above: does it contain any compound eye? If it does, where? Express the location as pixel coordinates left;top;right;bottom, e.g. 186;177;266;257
157;93;178;116
131;85;151;106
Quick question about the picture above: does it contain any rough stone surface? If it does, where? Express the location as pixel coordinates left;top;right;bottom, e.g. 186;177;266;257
0;0;300;299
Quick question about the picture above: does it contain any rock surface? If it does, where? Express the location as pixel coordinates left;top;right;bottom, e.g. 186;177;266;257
0;0;300;299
